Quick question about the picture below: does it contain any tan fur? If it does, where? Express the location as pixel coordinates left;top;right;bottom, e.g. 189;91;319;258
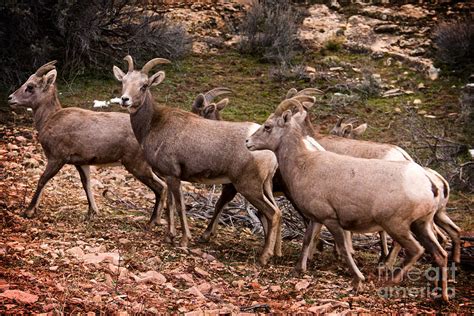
8;62;167;224
114;56;282;265
247;106;449;301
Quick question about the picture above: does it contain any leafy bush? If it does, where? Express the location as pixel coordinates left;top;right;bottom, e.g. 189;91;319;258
432;18;474;69
238;0;300;64
0;0;191;88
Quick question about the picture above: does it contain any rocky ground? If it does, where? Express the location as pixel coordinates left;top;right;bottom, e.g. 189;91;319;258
1;117;473;314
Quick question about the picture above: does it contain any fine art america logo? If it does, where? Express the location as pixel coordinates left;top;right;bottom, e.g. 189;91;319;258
377;263;456;299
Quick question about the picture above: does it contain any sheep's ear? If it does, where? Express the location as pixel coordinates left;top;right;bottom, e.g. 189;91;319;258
192;94;206;112
215;98;229;111
278;110;293;127
293;111;307;125
149;71;165;86
302;101;315;110
342;124;353;138
203;104;216;117
113;65;125;82
352;123;367;136
43;69;57;90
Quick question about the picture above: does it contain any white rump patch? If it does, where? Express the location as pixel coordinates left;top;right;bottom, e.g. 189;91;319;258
303;136;326;152
247;123;261;137
382;147;411;162
402;163;432;201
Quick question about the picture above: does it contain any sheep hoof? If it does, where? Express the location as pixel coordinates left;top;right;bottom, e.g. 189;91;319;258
179;237;189;248
22;209;35;218
198;232;212;243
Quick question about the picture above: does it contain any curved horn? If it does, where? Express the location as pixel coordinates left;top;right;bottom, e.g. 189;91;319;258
285;88;298;99
295;87;324;96
289;95;316;105
204;87;232;105
141;58;171;75
192;94;206;113
124;55;134;72
274;99;304;116
335;117;343;127
345;117;359;125
35;60;57;76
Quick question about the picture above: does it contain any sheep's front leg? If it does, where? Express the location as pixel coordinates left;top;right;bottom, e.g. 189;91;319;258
325;219;365;291
295;220;322;273
167;177;191;247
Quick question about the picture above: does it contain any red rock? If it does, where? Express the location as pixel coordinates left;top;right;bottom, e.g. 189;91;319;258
0;289;39;304
295;280;310;291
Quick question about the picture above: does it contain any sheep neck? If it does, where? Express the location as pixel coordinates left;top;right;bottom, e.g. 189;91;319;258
33;88;62;132
130;91;154;144
274;125;311;180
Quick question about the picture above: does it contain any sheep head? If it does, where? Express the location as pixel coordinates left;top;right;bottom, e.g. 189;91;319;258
246;99;307;152
113;55;170;113
330;117;367;139
191;87;232;120
8;61;58;110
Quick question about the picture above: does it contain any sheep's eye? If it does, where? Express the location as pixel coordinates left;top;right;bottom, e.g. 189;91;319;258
140;84;148;91
26;84;34;92
264;125;272;132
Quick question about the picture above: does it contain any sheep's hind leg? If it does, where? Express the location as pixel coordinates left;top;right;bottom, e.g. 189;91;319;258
199;184;237;243
24;160;65;218
434;212;461;264
75;165;99;221
383;225;424;285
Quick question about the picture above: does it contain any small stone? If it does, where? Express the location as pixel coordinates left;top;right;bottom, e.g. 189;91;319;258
394;107;401;113
329;67;344;72
305;66;316;73
0;290;39;304
269;285;281;292
413;99;422;105
417;82;426;89
417;110;427;115
295;280;310;291
135;271;166;284
197;282;212;294
374;24;400;33
118;238;130;245
66;246;84;259
92;295;102;303
16;136;27;142
194;267;210;278
186;286;205;299
49;266;59;271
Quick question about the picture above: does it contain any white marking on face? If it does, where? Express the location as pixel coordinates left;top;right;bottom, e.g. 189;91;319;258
304;136;326;151
247;123;261;137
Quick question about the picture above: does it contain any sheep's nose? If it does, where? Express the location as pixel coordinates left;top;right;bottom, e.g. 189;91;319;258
121;96;129;103
7;95;12;101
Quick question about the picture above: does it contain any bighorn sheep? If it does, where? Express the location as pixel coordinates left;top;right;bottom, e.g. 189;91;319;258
192;87;460;269
327;115;460;267
7;61;167;223
113;55;281;265
246;100;449;301
330;117;367;139
286;89;460;268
